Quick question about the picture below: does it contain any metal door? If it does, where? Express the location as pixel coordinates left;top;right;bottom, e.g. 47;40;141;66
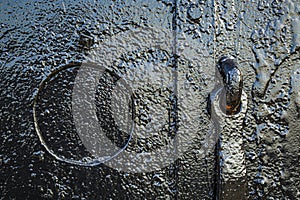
0;0;299;199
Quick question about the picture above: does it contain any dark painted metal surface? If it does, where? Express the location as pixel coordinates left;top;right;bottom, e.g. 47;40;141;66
0;0;300;199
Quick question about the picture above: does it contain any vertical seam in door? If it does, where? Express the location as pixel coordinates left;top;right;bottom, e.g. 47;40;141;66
170;0;179;198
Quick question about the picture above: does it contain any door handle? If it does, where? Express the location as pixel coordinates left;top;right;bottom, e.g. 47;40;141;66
209;56;248;200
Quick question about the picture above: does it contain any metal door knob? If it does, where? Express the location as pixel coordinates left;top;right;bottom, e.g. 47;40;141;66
217;56;243;115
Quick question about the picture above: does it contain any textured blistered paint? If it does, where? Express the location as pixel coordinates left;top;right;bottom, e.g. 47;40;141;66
1;0;300;199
